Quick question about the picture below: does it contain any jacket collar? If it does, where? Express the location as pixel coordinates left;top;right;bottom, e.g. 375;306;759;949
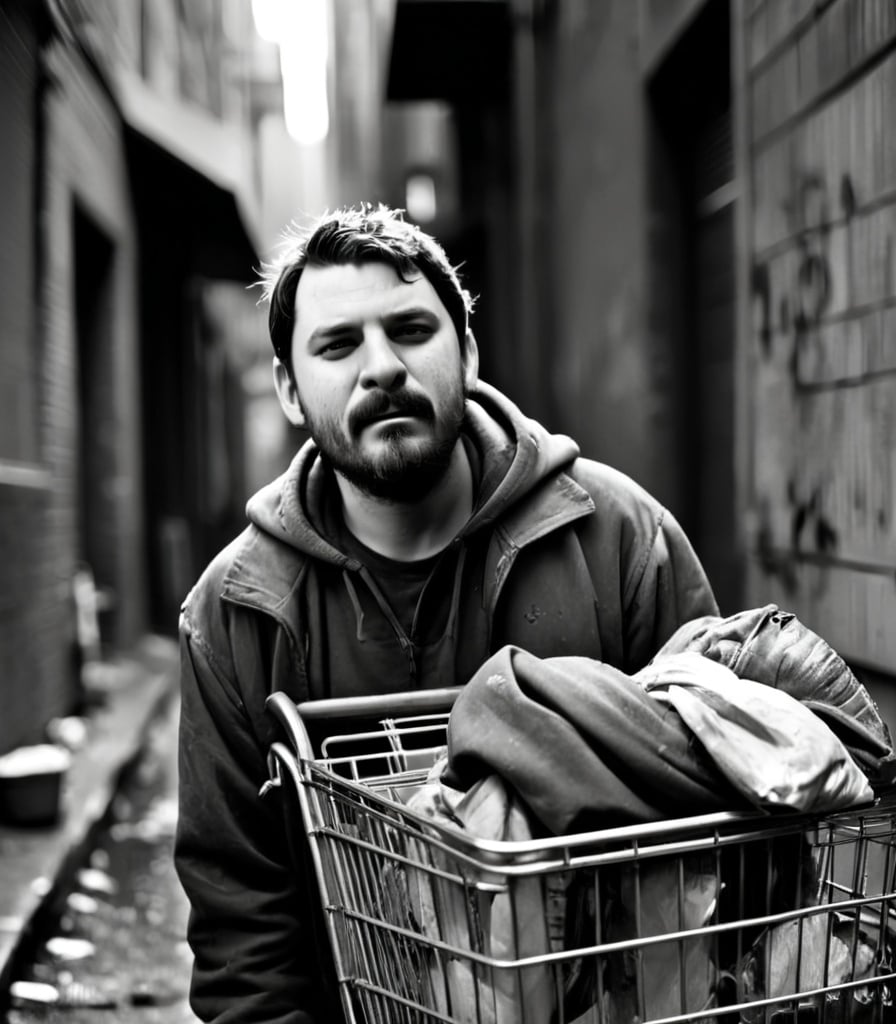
219;464;594;620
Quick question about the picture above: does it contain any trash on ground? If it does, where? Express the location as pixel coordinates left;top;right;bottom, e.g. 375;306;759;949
0;746;71;777
0;745;71;825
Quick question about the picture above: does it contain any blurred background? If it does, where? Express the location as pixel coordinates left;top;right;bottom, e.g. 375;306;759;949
2;0;895;751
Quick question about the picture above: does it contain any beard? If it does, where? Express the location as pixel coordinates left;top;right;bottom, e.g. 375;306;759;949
303;385;467;503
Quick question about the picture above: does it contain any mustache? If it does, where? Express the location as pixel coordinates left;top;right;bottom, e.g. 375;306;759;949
349;390;435;433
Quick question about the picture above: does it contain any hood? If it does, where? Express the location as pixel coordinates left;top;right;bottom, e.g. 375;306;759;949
244;381;581;565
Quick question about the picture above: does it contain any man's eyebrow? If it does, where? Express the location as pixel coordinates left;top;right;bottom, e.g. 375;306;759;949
307;321;355;343
384;306;440;323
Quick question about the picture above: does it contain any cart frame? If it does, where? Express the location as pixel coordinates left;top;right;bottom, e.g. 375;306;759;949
264;689;896;1024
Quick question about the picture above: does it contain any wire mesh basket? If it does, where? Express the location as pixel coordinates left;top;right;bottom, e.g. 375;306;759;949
265;689;896;1024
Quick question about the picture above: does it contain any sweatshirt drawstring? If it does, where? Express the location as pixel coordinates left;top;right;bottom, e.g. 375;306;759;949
354;564;419;684
444;542;467;641
342;569;366;642
343;545;468;687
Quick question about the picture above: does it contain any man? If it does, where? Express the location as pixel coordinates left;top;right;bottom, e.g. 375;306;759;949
175;204;718;1023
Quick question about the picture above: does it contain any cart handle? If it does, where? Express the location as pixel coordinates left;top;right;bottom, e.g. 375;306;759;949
296;686;462;721
265;687;463;761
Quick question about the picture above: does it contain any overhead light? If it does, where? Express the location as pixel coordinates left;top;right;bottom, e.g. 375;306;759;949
405;173;438;223
251;0;329;146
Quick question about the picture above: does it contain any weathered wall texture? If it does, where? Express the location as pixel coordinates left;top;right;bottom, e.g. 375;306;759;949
0;13;143;751
741;0;896;674
0;3;52;751
547;3;657;492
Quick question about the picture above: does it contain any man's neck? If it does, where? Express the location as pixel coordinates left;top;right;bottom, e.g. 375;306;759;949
336;444;474;561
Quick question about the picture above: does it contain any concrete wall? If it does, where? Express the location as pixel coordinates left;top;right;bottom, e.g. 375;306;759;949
541;3;688;518
737;0;896;680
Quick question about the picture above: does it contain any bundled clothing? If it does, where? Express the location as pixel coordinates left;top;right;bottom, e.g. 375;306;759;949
400;612;893;1023
175;382;718;1024
442;642;878;834
652;604;896;784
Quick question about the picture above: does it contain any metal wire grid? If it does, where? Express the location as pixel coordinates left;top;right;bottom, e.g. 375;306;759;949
266;703;896;1024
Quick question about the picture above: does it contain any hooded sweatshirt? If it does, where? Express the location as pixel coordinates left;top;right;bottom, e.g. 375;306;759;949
175;382;718;1024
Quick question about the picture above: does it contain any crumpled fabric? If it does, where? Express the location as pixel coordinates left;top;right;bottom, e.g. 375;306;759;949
443;644;741;835
654;604;896;783
603;856;720;1024
403;760;720;1024
399;611;892;1022
443;637;879;835
394;760;558;1024
635;652;873;812
738;912;885;1023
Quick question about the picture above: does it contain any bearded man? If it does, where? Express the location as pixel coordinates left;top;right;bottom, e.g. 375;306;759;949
175;204;719;1023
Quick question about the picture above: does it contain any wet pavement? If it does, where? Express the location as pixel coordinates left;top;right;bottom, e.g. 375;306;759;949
3;694;198;1023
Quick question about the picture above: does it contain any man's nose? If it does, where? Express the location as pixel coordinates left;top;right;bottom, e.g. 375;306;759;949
359;330;407;391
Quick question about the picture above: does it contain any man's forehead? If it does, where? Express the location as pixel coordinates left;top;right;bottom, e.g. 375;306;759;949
293;261;444;324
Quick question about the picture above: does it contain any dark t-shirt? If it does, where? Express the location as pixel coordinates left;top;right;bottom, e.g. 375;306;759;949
337;527;440;637
302;493;490;699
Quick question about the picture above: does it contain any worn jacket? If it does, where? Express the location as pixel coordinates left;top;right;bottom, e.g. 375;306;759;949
175;382;718;1023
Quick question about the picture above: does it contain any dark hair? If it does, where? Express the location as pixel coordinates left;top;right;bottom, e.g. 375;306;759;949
258;204;475;374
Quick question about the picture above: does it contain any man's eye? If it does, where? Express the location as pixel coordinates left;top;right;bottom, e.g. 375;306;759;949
392;323;432;341
319;338;355;358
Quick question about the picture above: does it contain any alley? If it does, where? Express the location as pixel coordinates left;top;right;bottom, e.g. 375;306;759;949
4;696;196;1023
3;0;896;1020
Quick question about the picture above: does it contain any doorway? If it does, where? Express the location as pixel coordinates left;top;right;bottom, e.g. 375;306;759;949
648;0;741;614
73;202;116;646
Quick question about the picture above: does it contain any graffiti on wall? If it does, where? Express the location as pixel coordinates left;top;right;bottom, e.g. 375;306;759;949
749;165;894;588
752;171;843;385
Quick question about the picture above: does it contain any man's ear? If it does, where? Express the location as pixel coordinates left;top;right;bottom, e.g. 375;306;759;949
462;329;480;393
273;357;306;428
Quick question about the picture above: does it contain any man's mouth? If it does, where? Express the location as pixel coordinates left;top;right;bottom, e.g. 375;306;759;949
366;409;415;424
352;394;434;433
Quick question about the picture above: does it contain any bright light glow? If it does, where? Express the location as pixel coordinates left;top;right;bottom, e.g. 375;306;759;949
405;173;438;222
250;0;282;42
252;0;330;146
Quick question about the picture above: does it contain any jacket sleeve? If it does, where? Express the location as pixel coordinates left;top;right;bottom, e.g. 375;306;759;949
622;501;720;670
175;603;338;1024
571;460;719;673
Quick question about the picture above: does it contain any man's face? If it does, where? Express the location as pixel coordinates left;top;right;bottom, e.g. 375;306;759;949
274;261;478;501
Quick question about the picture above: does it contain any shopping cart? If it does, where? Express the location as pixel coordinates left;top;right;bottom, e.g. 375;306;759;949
264;688;896;1024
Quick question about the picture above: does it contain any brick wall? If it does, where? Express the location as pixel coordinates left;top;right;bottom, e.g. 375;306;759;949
0;1;71;752
0;482;74;752
0;26;144;753
42;37;145;653
738;0;896;677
